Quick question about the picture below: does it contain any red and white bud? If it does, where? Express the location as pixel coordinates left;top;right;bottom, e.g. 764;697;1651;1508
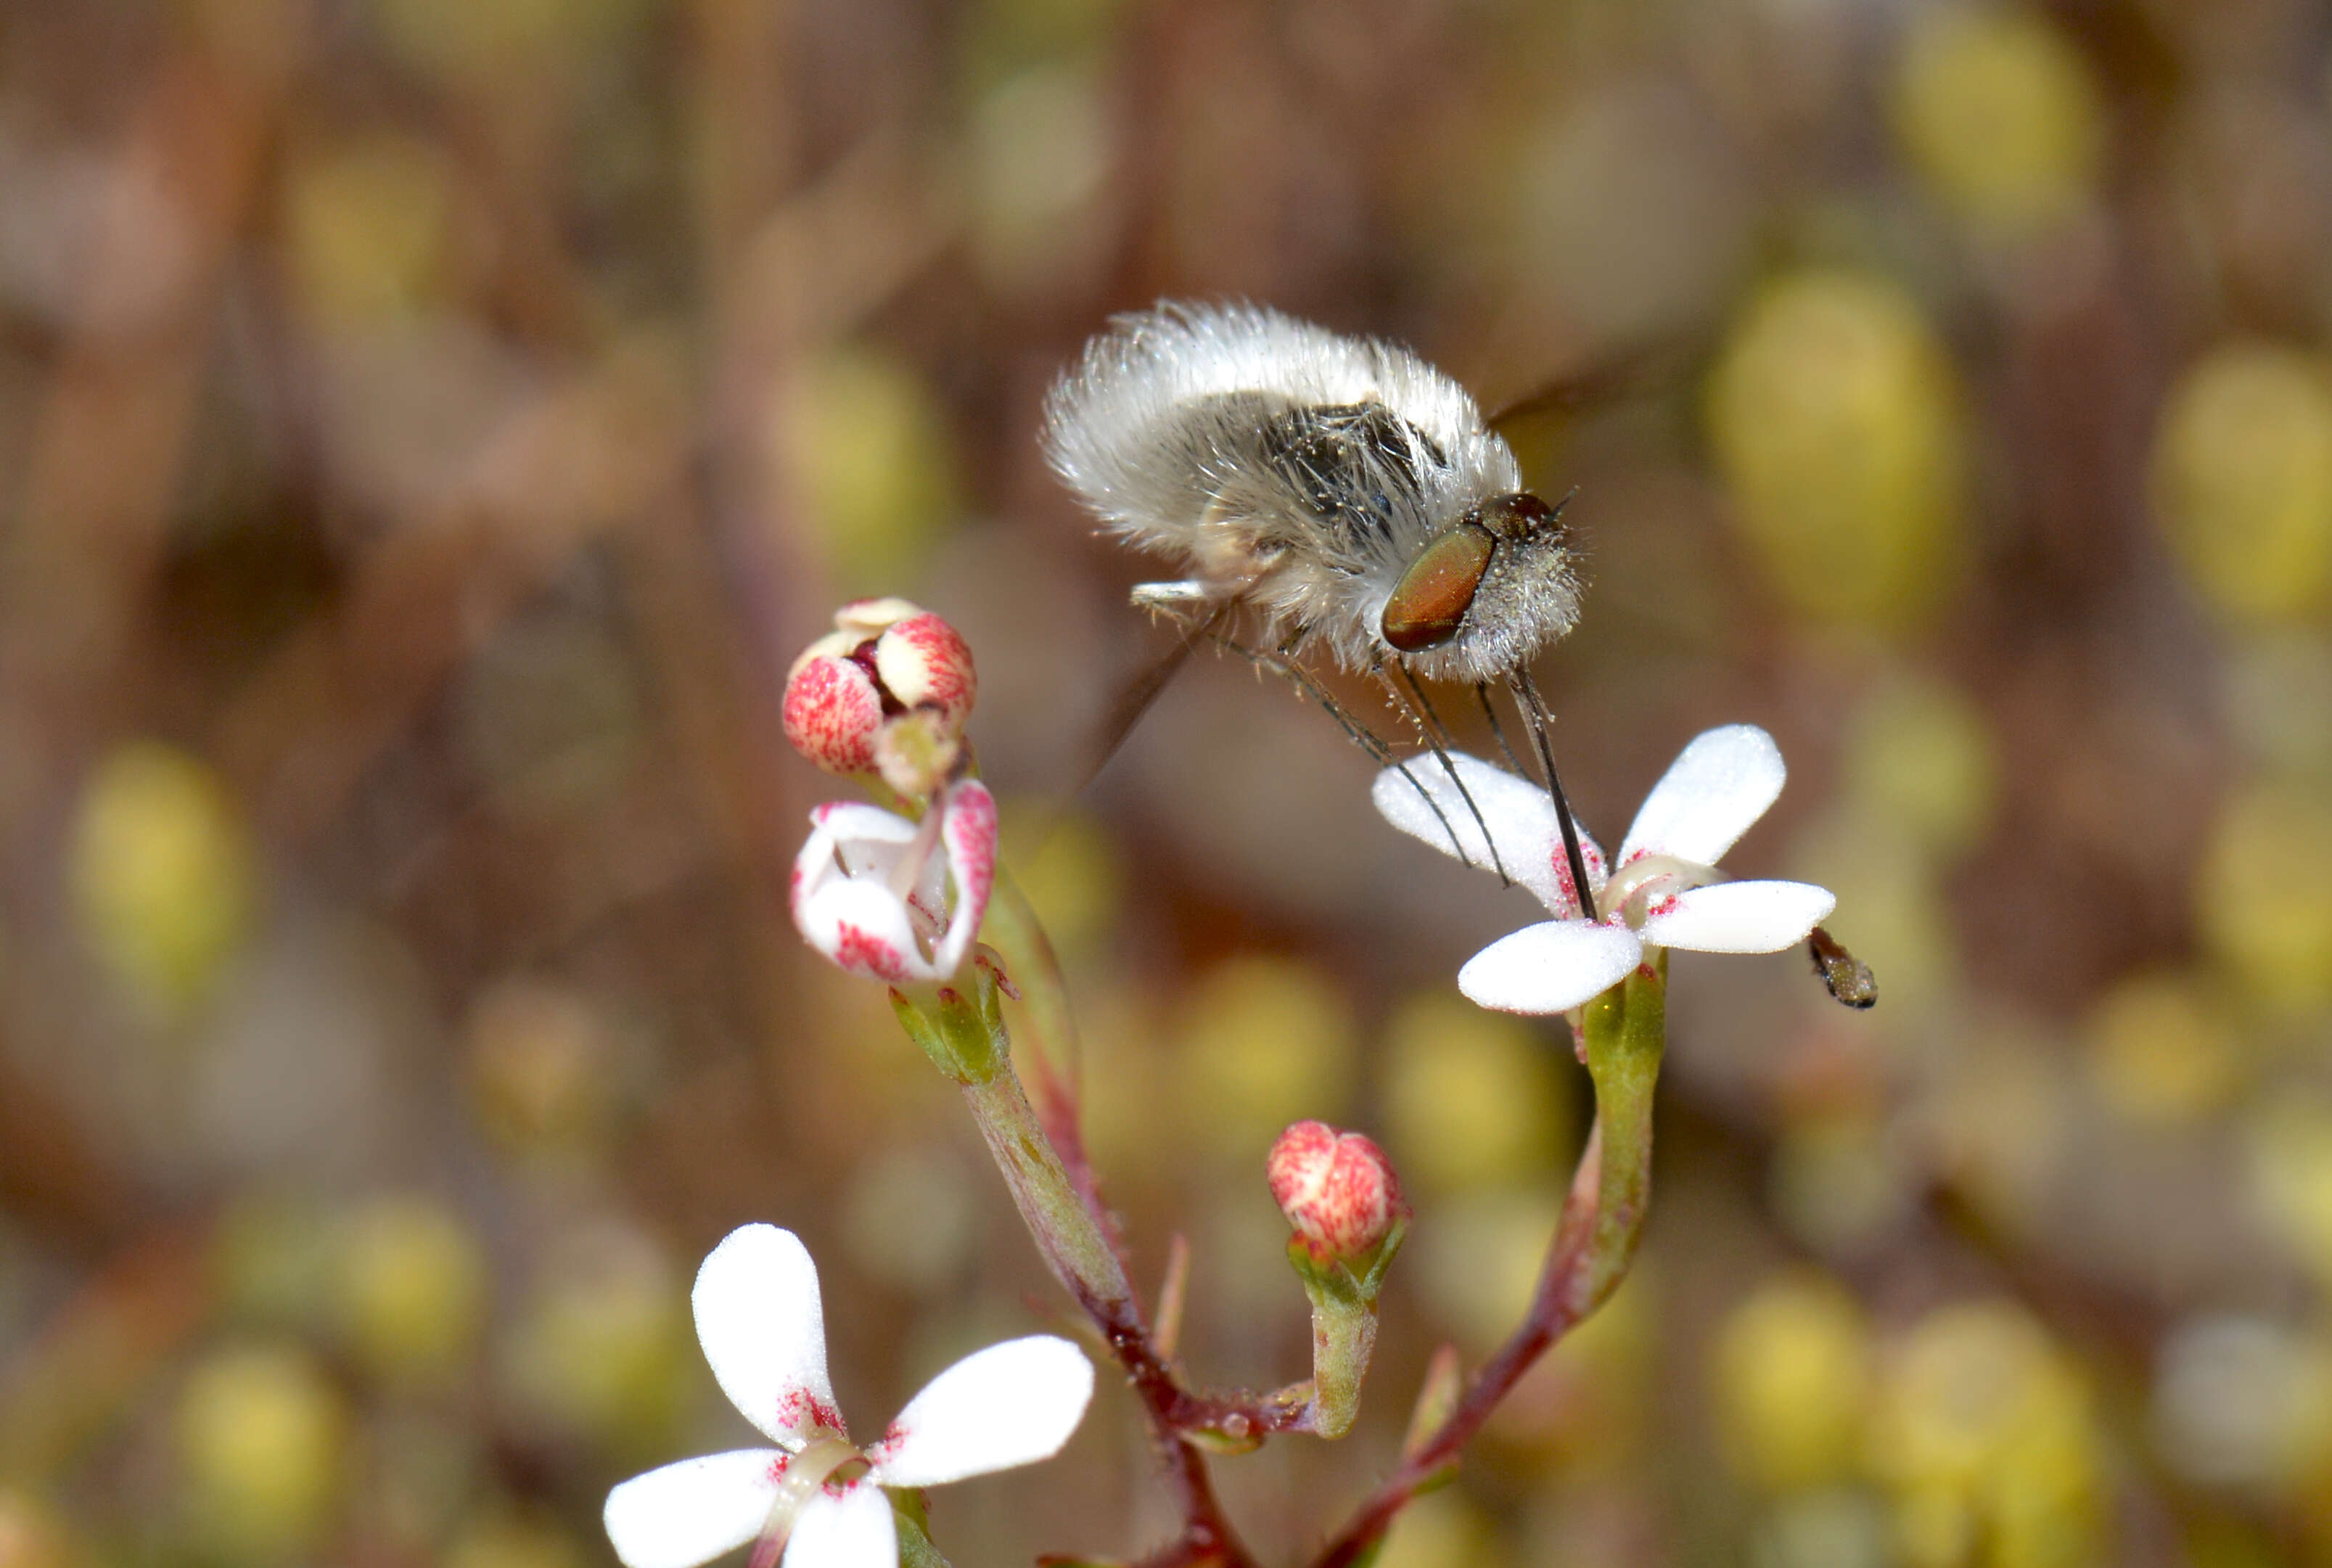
872;611;977;727
784;637;886;774
781;601;977;784
1268;1121;1405;1263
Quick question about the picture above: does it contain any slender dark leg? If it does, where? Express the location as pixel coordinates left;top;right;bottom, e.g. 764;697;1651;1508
1476;681;1527;776
1376;661;1511;887
1508;670;1599;920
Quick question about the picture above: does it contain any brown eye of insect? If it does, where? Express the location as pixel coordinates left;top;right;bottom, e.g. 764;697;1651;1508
1381;522;1495;652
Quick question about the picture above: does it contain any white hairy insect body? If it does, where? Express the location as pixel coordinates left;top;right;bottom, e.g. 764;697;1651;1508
1042;301;1583;686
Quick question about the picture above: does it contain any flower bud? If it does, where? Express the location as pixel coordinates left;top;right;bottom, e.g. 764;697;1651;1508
1268;1120;1405;1263
780;601;977;781
871;611;976;726
782;639;884;775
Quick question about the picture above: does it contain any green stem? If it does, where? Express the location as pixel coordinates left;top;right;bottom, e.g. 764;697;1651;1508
1305;956;1667;1568
892;977;1260;1566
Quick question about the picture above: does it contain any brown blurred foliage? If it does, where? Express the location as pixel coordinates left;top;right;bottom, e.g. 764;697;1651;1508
4;1;2332;1564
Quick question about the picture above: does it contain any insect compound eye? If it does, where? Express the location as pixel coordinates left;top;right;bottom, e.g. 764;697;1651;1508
1381;521;1495;652
1474;491;1565;541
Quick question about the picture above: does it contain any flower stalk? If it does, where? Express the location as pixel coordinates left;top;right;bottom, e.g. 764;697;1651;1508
1308;955;1667;1568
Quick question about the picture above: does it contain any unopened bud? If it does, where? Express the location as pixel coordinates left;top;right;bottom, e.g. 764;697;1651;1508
780;601;977;784
871;611;976;726
1268;1120;1405;1263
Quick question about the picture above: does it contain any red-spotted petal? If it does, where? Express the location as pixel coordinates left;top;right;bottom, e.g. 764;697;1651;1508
929;781;997;977
1456;920;1644;1014
603;1450;784;1568
794;876;924;984
865;1335;1094;1487
693;1226;843;1448
1634;879;1835;954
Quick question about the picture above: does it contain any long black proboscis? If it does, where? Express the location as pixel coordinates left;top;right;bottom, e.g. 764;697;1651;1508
1509;671;1598;922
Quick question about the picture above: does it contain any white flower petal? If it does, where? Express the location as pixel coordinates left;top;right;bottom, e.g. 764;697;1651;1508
866;1335;1095;1487
1635;880;1836;954
795;876;934;985
1619;724;1786;867
1372;752;1601;916
929;781;997;977
807;801;919;850
1457;920;1644;1014
604;1450;784;1568
782;1483;896;1568
694;1226;842;1448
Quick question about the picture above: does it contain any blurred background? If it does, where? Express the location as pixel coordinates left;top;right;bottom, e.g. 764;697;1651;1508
3;0;2332;1564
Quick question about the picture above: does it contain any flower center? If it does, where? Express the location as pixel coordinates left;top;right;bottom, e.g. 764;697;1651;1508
750;1434;868;1568
1594;853;1725;929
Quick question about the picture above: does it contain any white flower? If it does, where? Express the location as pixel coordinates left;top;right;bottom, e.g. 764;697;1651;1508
789;780;996;985
603;1225;1094;1568
1374;725;1836;1014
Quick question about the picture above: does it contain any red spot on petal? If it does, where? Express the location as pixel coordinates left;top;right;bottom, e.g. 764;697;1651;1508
772;1387;847;1437
832;923;909;983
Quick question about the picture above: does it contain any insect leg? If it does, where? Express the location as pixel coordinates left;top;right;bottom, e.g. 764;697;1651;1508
1474;681;1527;776
1508;670;1601;921
1376;660;1511;887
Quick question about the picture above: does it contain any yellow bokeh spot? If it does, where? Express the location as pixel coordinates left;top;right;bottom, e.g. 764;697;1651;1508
969;62;1116;294
70;741;256;1021
332;1195;488;1387
1872;1302;2105;1568
504;1235;691;1456
1413;1190;1567;1354
1708;271;1967;632
783;347;958;596
2246;1099;2332;1290
1374;1487;1510;1568
1176;956;1357;1160
2082;970;2245;1126
1843;672;1999;859
2196;776;2332;1019
283;135;453;327
2153;342;2332;626
1891;7;2105;234
443;1510;587;1568
175;1343;348;1556
1713;1271;1873;1493
1004;807;1124;955
1381;991;1566;1195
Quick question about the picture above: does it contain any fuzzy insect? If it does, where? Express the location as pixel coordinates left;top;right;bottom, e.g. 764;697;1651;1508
1043;300;1598;906
1043;301;1584;688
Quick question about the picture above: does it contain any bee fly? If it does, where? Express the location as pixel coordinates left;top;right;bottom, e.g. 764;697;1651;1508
1045;300;1875;1012
1043;299;1599;908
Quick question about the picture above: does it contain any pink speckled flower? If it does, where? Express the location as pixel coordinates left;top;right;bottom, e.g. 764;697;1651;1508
783;599;977;781
1268;1121;1405;1263
604;1225;1092;1568
1374;726;1836;1014
789;779;996;985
